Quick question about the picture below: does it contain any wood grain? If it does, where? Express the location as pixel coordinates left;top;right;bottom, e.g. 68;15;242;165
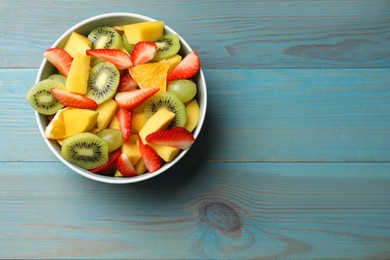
1;162;390;259
0;0;389;68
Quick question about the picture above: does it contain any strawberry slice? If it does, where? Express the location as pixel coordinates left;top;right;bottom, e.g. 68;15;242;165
86;49;132;70
116;108;132;142
51;88;98;109
115;87;159;110
90;149;121;174
131;41;158;65
167;50;200;81
138;136;162;173
146;127;195;150
116;153;136;177
117;73;138;92
43;48;72;77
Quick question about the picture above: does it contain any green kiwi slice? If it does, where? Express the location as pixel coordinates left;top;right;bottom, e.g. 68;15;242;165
86;62;120;104
48;74;66;85
61;132;109;170
153;34;181;61
87;26;123;49
26;79;64;115
144;92;187;128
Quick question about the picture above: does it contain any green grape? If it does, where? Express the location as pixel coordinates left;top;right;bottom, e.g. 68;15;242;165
96;128;124;153
167;80;197;103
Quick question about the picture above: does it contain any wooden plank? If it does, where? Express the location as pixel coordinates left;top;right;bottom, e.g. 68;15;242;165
3;68;390;163
1;161;389;259
0;0;389;68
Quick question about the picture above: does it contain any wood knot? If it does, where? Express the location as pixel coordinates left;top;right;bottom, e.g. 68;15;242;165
199;201;242;235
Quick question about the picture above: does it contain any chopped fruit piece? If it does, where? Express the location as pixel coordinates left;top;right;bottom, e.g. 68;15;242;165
51;88;98;109
148;143;179;162
129;60;169;92
63;32;92;58
130;41;158;65
134;158;147;175
108;114;120;130
138;136;162;173
131;112;147;133
165;54;182;75
123;21;164;44
63;108;98;137
43;48;72;77
184;99;200;132
90;149;121;174
86;49;132;70
138;108;175;143
116;108;132;142
96;99;118;130
115;87;159;110
146;127;195;150
44;107;69;139
117;153;136;177
121;142;142;165
65;52;91;94
117;73;138;92
167;50;200;81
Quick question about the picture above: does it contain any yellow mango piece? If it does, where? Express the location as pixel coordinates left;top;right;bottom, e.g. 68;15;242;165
131;112;147;133
123;21;164;44
63;32;92;58
139;108;175;143
96;99;118;130
165;54;182;75
184;99;200;132
63;108;98;137
121;142;142;165
114;170;123;177
108;115;120;130
129;134;138;144
135;158;147;175
148;143;180;162
65;53;91;94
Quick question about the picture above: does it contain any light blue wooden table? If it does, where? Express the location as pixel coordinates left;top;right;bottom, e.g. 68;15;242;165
1;0;390;259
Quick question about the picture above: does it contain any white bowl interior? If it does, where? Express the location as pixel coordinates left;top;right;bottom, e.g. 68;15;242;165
35;13;207;184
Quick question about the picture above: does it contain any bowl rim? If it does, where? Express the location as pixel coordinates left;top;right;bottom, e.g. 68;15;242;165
35;12;207;184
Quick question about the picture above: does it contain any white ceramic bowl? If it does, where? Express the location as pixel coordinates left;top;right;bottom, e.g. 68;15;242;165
35;13;207;184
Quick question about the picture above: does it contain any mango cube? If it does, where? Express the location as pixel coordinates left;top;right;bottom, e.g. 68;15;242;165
135;158;147;175
184;99;200;132
123;21;164;44
65;53;91;94
165;54;182;75
131;112;147;133
121;142;142;165
96;99;118;130
108;115;120;130
63;32;92;58
63;108;98;137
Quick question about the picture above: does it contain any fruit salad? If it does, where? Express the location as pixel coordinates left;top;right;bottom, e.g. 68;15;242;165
27;20;201;177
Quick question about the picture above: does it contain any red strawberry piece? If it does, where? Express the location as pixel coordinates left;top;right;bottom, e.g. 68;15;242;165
86;49;132;70
43;48;72;77
116;153;136;177
130;41;158;65
116;108;132;142
51;88;98;109
138;136;162;173
115;87;159;110
167;50;200;81
117;73;138;92
146;127;195;150
90;149;121;174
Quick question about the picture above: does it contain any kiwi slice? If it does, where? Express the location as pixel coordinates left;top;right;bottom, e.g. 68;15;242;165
153;34;181;61
87;26;123;49
48;74;66;85
61;132;109;170
26;79;64;115
144;92;187;128
86;62;120;104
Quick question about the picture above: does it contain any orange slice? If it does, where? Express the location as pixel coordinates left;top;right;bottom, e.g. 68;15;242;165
129;60;169;92
44;107;69;139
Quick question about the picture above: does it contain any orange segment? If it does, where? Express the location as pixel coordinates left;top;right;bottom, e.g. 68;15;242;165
129;60;169;92
44;107;69;139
